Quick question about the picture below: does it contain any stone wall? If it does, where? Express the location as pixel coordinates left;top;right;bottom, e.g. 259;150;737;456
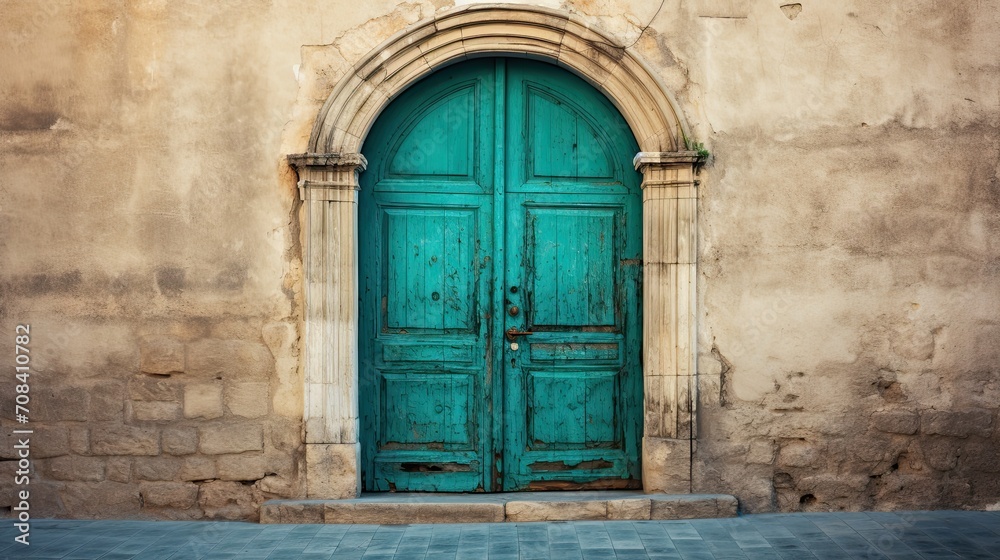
1;0;998;519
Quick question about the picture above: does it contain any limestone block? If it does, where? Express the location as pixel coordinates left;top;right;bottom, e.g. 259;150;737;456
178;456;217;481
199;424;264;454
263;319;303;420
850;436;901;463
747;440;776;464
106;458;132;483
217;453;268;481
91;425;159;456
607;499;651;520
25;482;65;517
184;382;224;419
186;339;273;379
47;456;105;482
162;428;198;455
778;441;820;468
128;376;182;401
957;441;1000;473
33;425;72;459
69;427;90;454
225;382;269;418
642;437;691;493
140;335;185;374
133;400;182;422
796;474;871;499
60;482;141;518
649;495;739;520
198;480;259;521
90;382;126;422
260;501;325;524
332;502;504;525
134;457;184;481
326;502;505;524
306;443;359;499
259;473;296;496
35;385;89;421
922;410;993;437
872;410;920;435
272;383;303;419
139;481;199;509
939;480;973;503
505;500;607;521
268;420;303;452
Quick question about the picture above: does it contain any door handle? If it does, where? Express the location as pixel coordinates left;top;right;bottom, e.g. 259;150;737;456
505;327;535;341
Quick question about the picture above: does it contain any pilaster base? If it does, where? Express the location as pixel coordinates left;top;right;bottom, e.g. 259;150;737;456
642;437;692;494
306;443;361;499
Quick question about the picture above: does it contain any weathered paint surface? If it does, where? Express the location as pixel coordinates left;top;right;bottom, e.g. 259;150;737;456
358;58;643;491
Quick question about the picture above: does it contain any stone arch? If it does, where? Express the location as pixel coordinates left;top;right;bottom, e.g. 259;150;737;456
308;4;688;154
289;4;700;499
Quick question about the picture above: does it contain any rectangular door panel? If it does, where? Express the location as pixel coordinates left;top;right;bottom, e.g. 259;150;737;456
526;369;619;448
525;206;619;330
380;371;476;450
383;207;476;333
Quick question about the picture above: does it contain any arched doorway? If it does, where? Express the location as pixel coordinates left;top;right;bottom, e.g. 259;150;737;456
358;58;643;492
288;4;700;499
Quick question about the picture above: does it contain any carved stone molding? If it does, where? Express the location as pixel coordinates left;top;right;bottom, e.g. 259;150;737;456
307;4;689;155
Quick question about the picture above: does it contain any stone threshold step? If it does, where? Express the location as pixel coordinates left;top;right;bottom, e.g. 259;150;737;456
260;492;738;524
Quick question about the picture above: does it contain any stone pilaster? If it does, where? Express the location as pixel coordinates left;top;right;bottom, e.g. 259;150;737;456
288;152;367;499
634;151;699;493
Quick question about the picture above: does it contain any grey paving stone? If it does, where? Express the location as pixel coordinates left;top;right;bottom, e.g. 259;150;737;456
7;510;1000;559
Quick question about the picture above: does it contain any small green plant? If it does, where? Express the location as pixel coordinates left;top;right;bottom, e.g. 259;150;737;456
690;141;710;160
679;128;710;174
679;128;710;162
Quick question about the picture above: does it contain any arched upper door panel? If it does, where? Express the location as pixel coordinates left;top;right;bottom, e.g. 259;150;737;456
361;60;495;194
505;59;640;194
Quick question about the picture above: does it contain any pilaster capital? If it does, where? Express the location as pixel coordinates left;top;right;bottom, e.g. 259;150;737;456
632;151;701;172
288;152;368;201
633;151;699;195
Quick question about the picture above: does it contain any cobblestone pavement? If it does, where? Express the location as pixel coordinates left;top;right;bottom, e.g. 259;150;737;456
0;510;997;559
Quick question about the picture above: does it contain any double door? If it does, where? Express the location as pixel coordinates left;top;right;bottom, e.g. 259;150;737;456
358;58;642;492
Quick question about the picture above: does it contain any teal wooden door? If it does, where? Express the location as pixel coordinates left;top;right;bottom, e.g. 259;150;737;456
359;58;642;492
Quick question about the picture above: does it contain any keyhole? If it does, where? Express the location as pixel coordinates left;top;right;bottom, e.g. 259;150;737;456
431;292;440;301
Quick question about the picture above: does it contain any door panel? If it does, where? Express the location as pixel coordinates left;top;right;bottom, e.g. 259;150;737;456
525;206;618;329
527;88;615;180
359;58;642;492
389;87;476;177
383;207;477;332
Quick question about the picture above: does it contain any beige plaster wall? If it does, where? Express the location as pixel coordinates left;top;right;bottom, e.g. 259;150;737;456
0;0;997;518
